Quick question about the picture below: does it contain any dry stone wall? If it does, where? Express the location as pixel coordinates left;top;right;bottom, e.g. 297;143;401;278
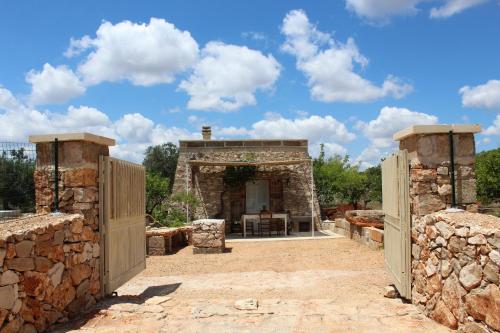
192;219;225;254
0;214;100;332
411;211;499;332
399;133;478;217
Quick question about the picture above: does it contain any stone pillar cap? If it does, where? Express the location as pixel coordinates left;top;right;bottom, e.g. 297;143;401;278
29;132;115;146
393;124;481;141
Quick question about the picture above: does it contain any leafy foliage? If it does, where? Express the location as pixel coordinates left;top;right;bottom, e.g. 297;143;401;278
146;172;169;216
223;166;256;189
0;148;35;212
313;144;382;209
143;143;179;190
476;148;500;203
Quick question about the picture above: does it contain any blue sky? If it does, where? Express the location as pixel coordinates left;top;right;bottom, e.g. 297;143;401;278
0;0;499;166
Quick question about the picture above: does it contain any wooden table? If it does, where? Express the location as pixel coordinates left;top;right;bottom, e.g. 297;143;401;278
241;213;288;238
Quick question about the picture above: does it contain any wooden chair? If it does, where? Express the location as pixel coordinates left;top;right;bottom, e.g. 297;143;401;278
245;220;255;237
259;210;272;237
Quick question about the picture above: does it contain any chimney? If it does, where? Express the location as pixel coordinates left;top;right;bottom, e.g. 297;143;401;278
202;126;211;140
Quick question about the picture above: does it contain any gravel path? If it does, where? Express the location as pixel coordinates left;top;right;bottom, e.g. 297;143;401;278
52;238;451;333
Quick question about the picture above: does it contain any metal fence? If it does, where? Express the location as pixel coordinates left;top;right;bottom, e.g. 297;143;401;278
0;142;36;213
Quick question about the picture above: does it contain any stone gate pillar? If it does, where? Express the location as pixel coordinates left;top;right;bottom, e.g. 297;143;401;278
29;133;115;227
393;125;481;217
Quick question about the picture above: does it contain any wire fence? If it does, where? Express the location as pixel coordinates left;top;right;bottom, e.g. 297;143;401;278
0;142;36;213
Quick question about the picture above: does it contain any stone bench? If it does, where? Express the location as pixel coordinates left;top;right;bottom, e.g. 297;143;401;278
146;226;193;256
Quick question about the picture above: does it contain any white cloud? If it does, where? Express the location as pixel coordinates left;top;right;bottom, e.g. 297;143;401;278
355;106;438;166
281;9;412;103
26;63;85;105
345;0;490;21
179;41;281;112
460;80;500;110
345;0;422;21
0;85;199;162
72;18;199;86
483;115;500;135
0;86;23;111
430;0;489;18
215;113;355;158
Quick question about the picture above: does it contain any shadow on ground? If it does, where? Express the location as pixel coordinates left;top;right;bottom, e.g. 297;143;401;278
49;283;181;332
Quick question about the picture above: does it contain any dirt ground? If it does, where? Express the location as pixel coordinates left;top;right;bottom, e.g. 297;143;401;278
53;238;451;333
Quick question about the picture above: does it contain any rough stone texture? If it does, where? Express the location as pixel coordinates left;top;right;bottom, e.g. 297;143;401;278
333;218;384;250
146;226;193;256
400;132;478;217
171;140;321;230
411;211;499;332
345;210;384;228
0;214;101;332
192;219;225;254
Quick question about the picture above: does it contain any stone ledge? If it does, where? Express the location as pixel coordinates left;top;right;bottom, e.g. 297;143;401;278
29;132;115;146
393;124;481;141
193;247;223;254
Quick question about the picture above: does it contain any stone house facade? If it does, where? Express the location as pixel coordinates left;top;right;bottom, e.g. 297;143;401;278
172;127;321;233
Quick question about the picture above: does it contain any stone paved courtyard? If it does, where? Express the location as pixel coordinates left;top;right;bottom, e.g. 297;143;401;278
52;238;451;333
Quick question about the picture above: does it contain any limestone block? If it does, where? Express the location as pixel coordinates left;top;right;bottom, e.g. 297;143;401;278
0;270;19;286
15;240;34;258
6;258;35;271
148;236;165;249
459;262;482;291
369;228;384;243
0;285;17;309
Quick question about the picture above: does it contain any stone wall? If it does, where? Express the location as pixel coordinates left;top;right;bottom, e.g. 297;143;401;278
411;211;499;332
172;144;321;229
399;133;478;217
331;218;384;250
192;219;225;254
0;214;100;332
146;226;193;256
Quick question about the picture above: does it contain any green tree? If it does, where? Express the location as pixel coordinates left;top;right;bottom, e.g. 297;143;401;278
363;165;382;207
146;172;169;217
476;148;500;203
143;143;179;190
0;148;35;212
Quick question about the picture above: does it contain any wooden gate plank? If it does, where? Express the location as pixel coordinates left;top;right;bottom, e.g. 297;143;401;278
382;150;411;299
100;156;146;295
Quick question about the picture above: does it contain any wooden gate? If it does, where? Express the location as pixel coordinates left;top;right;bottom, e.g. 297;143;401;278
382;150;411;299
99;156;146;295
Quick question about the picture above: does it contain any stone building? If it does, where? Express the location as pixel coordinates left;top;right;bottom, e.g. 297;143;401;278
172;127;321;234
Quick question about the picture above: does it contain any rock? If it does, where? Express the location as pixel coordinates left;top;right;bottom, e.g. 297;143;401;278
48;262;65;288
416;194;445;216
441;260;452;278
437;166;448;175
34;256;53;273
20;323;37;333
50;273;76;311
383;285;398;298
425;259;437;277
441;275;466;322
53;230;65;245
6;257;35;271
0;285;17;309
426;226;438;239
459;322;490;333
459;262;482;291
73;188;98;203
69;263;92;285
435;221;455;240
483;260;499;284
15;240;34;257
468;234;487;245
0;318;22;333
71;219;83;234
234;298;258;310
22;271;48;298
0;270;19;285
0;248;5;266
489;250;500;266
455;227;469;237
344;210;384;228
92;243;100;258
432;300;458;329
438;184;452;196
465;284;500;331
64;168;97;187
436;236;447;247
76;279;90;298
